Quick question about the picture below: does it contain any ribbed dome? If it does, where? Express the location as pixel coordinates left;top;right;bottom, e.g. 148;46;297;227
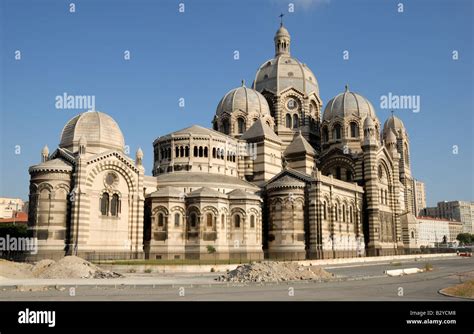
216;83;270;117
275;25;290;38
254;55;319;96
383;115;406;137
323;86;377;123
59;111;125;154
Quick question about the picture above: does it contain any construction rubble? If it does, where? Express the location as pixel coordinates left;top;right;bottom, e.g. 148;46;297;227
217;261;334;283
0;256;122;279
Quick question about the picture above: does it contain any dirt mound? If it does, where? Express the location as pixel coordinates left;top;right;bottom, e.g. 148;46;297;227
0;259;33;279
217;261;334;283
0;256;121;279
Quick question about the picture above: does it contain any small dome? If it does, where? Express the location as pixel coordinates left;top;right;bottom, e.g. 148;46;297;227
383;115;406;137
323;86;378;123
227;189;260;200
385;129;397;144
363;115;375;129
254;55;319;96
216;83;270;118
188;187;227;199
29;158;73;174
59;111;125;154
275;25;290;38
148;187;184;198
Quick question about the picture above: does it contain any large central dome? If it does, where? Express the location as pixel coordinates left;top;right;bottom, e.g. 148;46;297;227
253;25;319;96
59;110;125;154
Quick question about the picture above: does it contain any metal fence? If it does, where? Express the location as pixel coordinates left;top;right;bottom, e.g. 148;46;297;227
0;247;461;264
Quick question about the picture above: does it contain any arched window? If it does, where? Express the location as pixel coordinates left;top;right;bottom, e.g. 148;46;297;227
334;204;338;221
234;215;240;228
180;146;184;157
185;146;189;157
350;122;358;137
204;147;208;157
174;213;180;227
222;119;230;134
111;194;119;216
292;114;299;129
333;124;341;140
221;214;225;228
190;213;197;228
323;202;327;220
342;205;346;222
175;147;179;157
206;213;213;227
193;146;198;157
100;193;109;216
385;190;388;204
158;213;164;227
250;215;255;228
237;118;245;134
322;127;329;142
285;114;292;128
212;148;216;158
199;146;203;157
346;170;353;181
167;148;171;159
380;189;384;204
38;188;52;228
411;231;415;239
350;206;353;223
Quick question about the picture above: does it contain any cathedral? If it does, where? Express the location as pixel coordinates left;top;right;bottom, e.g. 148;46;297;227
27;23;418;261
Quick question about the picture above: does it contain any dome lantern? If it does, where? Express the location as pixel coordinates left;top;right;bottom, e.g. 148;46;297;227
274;22;291;57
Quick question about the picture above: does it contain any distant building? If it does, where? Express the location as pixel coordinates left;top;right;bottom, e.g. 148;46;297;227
448;220;463;243
412;179;426;216
421;201;473;234
0;211;28;224
416;217;451;248
0;198;25;219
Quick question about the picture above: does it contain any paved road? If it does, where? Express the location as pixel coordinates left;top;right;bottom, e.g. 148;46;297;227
1;257;472;301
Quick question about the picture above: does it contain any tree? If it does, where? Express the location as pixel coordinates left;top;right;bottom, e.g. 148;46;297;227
0;223;29;238
456;233;473;245
206;245;216;254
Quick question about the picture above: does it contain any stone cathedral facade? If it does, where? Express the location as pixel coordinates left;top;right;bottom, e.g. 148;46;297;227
28;24;418;260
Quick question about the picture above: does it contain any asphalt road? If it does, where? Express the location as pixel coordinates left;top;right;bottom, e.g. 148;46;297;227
1;257;472;301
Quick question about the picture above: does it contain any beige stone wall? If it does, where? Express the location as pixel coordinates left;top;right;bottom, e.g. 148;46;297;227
146;191;263;260
29;171;72;253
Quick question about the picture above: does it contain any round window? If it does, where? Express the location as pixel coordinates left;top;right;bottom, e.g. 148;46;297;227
287;98;297;110
104;172;118;187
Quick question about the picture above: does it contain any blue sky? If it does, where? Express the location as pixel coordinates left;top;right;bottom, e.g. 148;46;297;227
0;0;472;206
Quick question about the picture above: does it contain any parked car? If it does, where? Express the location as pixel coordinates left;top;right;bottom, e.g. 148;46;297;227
456;248;473;257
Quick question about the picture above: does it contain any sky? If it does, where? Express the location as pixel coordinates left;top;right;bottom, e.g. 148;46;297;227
0;0;472;206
